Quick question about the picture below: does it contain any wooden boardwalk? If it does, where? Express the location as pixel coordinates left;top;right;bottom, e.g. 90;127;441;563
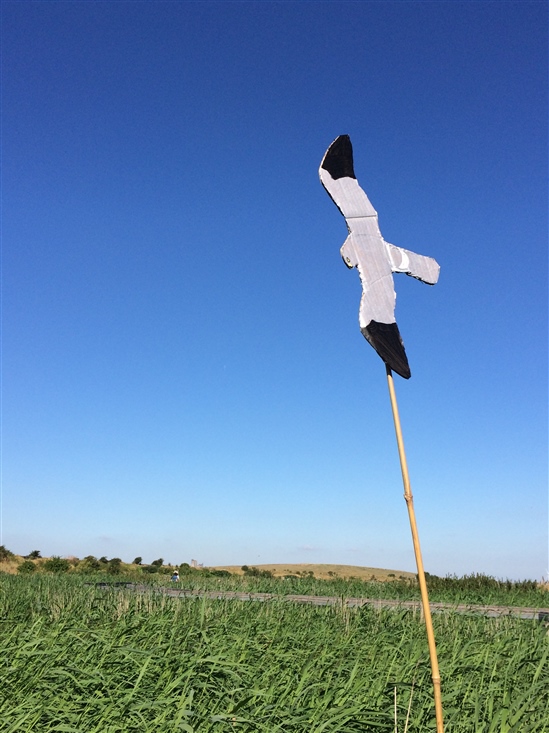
95;582;549;622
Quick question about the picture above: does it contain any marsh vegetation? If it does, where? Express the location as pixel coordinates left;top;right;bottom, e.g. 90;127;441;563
1;574;548;732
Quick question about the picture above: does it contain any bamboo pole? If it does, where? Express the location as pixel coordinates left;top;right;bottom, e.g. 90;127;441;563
385;365;444;733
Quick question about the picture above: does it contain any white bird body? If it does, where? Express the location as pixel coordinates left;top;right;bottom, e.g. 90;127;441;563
320;135;440;378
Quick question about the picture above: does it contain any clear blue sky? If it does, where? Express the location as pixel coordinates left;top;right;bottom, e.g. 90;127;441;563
2;1;547;579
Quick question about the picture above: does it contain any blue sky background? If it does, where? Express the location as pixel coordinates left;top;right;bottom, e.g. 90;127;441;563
2;1;547;579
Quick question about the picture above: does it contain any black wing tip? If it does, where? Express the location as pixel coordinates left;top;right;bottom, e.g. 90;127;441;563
321;135;356;180
361;321;411;379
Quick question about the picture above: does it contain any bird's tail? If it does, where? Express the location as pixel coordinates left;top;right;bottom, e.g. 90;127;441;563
361;321;411;379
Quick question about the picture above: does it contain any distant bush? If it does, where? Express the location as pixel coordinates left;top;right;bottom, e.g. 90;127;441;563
151;558;164;567
17;560;37;574
132;557;142;565
77;556;101;572
26;550;41;560
0;545;15;562
44;556;70;573
242;566;273;578
142;565;159;574
107;558;122;575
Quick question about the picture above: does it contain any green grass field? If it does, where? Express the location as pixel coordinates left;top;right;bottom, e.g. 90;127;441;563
1;575;548;732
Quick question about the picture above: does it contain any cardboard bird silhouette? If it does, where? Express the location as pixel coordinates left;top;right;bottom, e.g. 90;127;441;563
319;135;440;378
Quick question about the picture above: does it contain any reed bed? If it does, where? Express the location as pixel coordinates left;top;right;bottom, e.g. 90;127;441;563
1;575;547;732
106;571;548;610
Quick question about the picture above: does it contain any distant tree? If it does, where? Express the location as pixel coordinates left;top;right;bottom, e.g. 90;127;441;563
18;560;37;574
27;550;41;560
151;558;164;567
44;556;70;573
78;555;100;572
99;556;109;564
0;545;15;562
132;557;142;565
241;565;249;573
107;558;122;575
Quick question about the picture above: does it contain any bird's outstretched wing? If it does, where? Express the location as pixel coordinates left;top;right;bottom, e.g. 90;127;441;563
387;244;440;284
319;135;377;220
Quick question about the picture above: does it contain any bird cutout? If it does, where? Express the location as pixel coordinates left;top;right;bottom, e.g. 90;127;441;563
319;135;440;378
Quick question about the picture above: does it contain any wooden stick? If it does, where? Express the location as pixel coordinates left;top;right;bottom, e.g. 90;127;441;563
386;365;444;733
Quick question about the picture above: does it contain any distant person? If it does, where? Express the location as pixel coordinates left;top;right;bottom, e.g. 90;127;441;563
170;570;180;582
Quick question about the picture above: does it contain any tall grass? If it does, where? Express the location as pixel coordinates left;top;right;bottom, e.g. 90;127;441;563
112;570;549;609
1;575;548;732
